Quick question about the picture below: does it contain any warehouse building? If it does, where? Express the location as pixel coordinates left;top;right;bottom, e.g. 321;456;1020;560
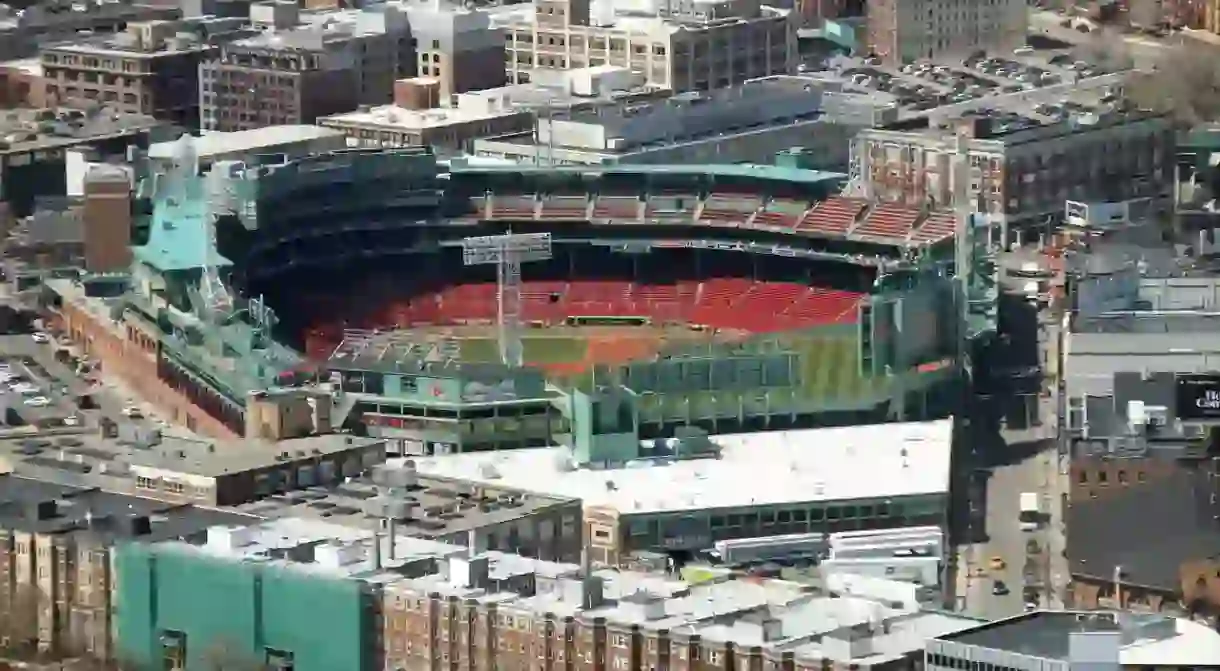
406;419;952;566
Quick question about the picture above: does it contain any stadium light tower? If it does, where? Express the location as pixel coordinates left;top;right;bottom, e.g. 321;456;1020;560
462;233;552;367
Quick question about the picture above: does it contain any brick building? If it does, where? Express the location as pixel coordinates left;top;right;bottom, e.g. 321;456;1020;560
40;20;220;129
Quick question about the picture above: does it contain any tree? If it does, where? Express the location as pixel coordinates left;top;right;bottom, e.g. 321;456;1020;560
1126;43;1220;126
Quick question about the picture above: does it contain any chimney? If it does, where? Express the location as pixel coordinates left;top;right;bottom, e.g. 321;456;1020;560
467;528;478;557
371;531;383;571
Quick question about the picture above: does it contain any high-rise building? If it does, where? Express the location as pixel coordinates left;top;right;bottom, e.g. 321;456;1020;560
497;0;796;92
866;0;1026;65
199;3;413;131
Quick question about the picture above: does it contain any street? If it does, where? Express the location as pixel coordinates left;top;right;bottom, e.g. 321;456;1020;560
953;251;1071;618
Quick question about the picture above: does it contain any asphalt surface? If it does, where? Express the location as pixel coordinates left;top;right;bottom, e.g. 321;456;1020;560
952;250;1070;618
1027;10;1177;70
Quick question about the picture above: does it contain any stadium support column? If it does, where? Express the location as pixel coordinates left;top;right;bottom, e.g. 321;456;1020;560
462;233;553;367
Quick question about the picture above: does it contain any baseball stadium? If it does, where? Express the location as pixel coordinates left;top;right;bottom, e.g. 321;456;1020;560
52;142;997;448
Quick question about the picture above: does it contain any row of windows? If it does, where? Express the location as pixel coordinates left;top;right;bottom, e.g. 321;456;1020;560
927;654;1021;671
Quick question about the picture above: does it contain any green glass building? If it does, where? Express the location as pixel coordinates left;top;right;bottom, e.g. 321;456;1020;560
114;541;374;671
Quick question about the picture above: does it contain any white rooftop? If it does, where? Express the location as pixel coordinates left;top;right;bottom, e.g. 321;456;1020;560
320;103;519;131
148;125;343;160
1120;616;1220;666
406;419;953;515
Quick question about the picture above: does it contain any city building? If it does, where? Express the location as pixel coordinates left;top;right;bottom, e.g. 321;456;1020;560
0;58;47;108
925;610;1220;670
39;20;227;129
865;0;1025;66
0;1;180;62
851;84;1175;239
231;464;584;560
317;83;533;152
472;76;896;167
0;432;387;507
493;0;797;92
0;473;253;658
1;207;85;288
1067;456;1220;614
199;3;413;131
0;105;166;218
114;516;981;671
391;0;507;101
405;419;953;566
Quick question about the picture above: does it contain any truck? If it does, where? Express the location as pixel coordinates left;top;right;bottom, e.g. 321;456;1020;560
1019;492;1041;531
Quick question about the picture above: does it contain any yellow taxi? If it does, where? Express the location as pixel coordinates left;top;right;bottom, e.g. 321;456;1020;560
989;556;1007;571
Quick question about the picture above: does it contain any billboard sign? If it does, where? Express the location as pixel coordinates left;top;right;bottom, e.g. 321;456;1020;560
1175;374;1220;421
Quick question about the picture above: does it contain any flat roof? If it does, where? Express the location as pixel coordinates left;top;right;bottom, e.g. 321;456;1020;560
0;106;163;156
229;469;578;538
320;104;524;131
939;611;1220;666
147;126;344;160
0;473;256;542
407;419;953;514
0;58;42;77
1066;466;1220;591
0;432;385;481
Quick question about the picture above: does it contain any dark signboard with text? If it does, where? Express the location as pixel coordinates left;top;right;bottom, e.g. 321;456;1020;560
1175;374;1220;421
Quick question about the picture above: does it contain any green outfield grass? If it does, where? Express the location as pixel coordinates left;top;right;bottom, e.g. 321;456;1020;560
786;331;875;400
457;335;588;364
456;327;882;406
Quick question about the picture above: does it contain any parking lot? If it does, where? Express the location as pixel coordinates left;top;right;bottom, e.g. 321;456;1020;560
0;329;184;441
828;49;1115;113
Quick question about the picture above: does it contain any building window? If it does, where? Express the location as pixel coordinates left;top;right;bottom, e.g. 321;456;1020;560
160;630;187;671
266;648;294;671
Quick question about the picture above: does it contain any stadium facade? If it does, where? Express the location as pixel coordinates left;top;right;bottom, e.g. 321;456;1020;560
48;141;992;449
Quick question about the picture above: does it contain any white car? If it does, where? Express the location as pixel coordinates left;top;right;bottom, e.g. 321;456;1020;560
30;333;49;344
62;416;81;427
121;406;143;418
10;383;37;394
23;396;50;407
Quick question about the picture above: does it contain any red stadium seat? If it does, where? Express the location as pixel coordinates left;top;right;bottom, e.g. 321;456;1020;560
909;212;957;245
797;197;867;236
853;203;920;241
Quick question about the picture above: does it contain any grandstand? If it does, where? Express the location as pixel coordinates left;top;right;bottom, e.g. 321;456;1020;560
51;146;966;444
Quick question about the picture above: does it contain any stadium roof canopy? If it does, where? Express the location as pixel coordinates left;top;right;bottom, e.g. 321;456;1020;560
448;162;848;187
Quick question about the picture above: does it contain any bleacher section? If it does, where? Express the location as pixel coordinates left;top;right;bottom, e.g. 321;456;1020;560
699;191;762;224
483;190;955;249
853;203;920;240
795;197;867;236
909;212;958;245
752;198;810;228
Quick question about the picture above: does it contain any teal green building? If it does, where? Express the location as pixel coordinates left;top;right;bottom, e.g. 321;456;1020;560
114;541;374;671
